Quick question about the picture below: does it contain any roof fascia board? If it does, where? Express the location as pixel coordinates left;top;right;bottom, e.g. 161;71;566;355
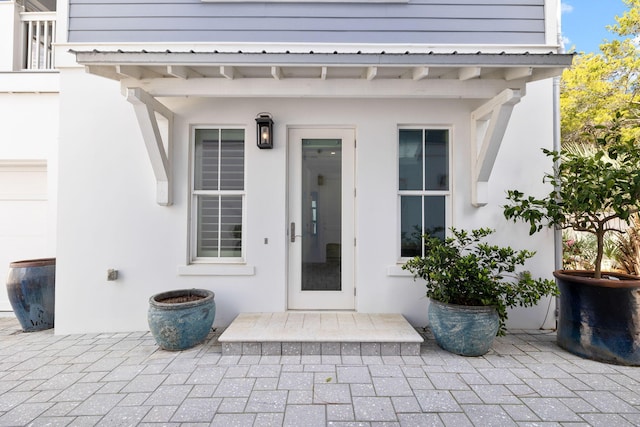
73;51;574;68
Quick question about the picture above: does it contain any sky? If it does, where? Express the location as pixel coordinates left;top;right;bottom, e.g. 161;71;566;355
561;1;629;54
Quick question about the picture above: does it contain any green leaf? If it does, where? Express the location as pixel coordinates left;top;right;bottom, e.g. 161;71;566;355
402;228;558;336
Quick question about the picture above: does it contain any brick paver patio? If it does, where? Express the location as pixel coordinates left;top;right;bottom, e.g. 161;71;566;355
1;316;639;426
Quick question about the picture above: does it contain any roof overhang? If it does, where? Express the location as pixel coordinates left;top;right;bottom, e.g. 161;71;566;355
70;49;573;208
73;50;573;86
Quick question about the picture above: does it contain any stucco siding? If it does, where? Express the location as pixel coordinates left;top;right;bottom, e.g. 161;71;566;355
0;92;58;312
55;66;556;333
68;0;546;44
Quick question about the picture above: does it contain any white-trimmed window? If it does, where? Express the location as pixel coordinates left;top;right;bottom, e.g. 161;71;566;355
191;127;245;261
398;127;450;258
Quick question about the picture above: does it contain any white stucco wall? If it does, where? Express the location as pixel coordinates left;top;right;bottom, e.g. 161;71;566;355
357;79;557;330
0;1;21;72
56;68;557;334
0;93;58;159
0;92;58;311
489;79;557;330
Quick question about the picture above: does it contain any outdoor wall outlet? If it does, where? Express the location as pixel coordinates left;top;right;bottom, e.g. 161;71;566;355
107;269;118;281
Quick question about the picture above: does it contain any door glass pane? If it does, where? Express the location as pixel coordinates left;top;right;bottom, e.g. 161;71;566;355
301;139;342;291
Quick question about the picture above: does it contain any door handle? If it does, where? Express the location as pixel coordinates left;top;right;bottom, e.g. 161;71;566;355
290;222;302;242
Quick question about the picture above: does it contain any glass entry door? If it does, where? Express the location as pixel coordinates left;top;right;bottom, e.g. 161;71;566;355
287;128;355;310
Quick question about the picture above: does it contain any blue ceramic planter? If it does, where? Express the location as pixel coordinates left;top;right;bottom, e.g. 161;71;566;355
555;270;640;366
428;299;500;356
148;289;215;351
6;258;56;332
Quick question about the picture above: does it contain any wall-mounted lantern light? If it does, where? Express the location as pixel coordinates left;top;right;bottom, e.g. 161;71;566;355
255;113;274;149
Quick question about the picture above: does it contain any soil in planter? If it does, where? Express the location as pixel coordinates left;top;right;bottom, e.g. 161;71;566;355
157;295;204;304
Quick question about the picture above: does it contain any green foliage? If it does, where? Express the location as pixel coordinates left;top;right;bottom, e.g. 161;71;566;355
562;232;596;270
504;113;640;279
615;214;640;275
402;228;558;336
561;0;640;145
560;2;640;272
561;230;625;270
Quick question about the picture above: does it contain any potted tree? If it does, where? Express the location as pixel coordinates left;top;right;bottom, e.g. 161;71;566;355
403;228;557;356
503;114;640;365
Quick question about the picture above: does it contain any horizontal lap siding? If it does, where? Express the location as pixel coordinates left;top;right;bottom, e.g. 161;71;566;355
68;0;546;44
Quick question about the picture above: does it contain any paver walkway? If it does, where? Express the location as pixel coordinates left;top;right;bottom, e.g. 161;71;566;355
1;316;640;426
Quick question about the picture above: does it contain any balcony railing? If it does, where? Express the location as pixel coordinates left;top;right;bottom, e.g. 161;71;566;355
20;12;56;70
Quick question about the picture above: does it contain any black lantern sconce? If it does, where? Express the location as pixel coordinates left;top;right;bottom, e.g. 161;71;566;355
255;113;274;149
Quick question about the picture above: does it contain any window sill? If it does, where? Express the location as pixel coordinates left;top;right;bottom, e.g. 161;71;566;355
386;265;413;277
177;264;256;276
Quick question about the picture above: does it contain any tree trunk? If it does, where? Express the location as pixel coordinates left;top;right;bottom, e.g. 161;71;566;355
594;229;604;279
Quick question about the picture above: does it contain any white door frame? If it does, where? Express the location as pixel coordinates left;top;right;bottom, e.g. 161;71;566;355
287;127;355;310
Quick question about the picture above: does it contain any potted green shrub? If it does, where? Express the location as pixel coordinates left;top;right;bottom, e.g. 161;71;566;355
503;114;640;365
403;228;557;356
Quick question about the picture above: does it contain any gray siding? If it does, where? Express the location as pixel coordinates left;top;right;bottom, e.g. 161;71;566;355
68;0;546;45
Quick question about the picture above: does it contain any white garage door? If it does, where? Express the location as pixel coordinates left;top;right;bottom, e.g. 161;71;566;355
0;161;48;312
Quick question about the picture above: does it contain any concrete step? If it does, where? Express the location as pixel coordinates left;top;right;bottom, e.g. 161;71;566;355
217;312;424;356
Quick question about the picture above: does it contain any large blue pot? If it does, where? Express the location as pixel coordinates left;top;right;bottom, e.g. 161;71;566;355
428;299;500;356
148;289;215;351
555;270;640;366
6;258;56;332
